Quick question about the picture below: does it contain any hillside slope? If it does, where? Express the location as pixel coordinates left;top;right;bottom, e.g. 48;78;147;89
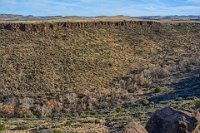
0;21;200;118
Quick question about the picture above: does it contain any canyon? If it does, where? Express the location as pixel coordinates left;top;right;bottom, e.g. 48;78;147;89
0;19;199;132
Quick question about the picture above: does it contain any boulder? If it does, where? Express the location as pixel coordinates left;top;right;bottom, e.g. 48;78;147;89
146;107;200;133
116;122;148;133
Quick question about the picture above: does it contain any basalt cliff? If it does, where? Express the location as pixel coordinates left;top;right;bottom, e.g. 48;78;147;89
0;21;159;32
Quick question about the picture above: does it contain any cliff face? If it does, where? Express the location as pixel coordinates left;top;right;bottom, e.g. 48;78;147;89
0;21;159;32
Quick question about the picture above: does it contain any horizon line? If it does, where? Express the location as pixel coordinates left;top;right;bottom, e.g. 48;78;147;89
0;14;200;17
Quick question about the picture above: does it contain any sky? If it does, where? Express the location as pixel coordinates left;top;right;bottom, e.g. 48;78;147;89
0;0;200;16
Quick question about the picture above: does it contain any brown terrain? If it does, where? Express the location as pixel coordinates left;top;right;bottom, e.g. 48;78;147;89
0;18;200;132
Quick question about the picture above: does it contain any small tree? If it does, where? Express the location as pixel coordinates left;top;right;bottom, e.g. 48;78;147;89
0;122;5;131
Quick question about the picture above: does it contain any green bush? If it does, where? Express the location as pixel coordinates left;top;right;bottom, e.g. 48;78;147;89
65;120;73;126
0;123;5;131
195;100;200;109
55;129;62;133
142;99;150;106
95;119;100;124
115;107;123;113
154;86;162;93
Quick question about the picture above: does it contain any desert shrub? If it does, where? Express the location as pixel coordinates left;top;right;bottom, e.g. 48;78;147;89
147;66;170;80
195;100;200;109
127;82;138;93
115;107;123;113
25;112;36;118
0;123;5;131
55;129;62;133
158;68;170;78
95;119;100;124
65;120;73;126
50;113;57;120
0;104;15;117
14;124;29;130
154;86;162;93
66;131;77;133
186;64;193;72
16;107;33;118
142;99;150;106
137;73;149;86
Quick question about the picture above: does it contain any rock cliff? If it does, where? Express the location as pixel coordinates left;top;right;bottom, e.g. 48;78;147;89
0;21;159;32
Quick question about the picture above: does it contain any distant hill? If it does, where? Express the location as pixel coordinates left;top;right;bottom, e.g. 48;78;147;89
0;14;200;21
139;15;200;21
0;14;39;20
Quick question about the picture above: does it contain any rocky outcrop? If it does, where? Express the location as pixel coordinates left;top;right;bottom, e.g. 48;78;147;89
146;107;200;133
0;21;160;32
116;122;148;133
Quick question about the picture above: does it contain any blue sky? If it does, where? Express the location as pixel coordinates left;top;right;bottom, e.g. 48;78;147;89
0;0;200;16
